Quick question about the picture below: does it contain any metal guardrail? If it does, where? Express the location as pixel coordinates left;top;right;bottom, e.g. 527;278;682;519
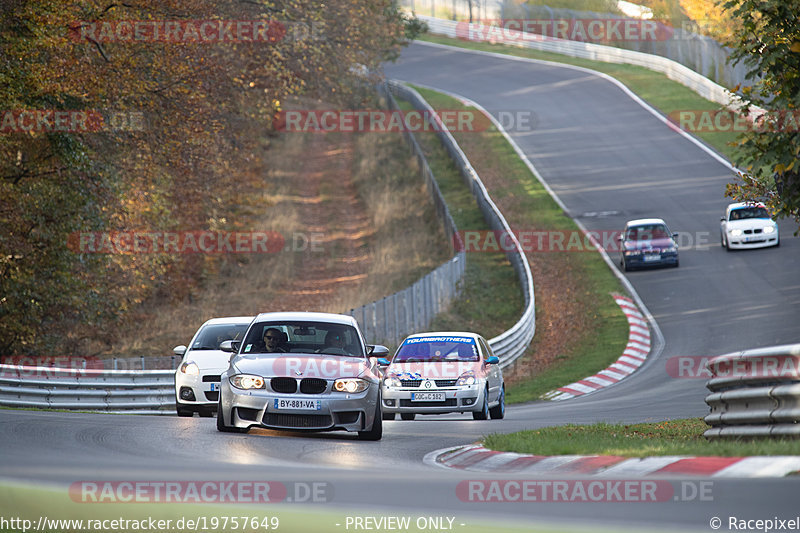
403;0;750;90
388;81;536;368
415;15;756;115
0;365;174;415
704;343;800;438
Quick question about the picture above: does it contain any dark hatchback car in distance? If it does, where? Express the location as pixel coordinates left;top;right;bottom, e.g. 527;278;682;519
618;218;679;271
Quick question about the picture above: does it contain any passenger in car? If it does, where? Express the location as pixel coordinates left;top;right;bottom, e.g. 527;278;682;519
316;330;347;354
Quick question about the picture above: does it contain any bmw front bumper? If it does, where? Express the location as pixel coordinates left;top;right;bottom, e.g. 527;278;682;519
219;377;379;432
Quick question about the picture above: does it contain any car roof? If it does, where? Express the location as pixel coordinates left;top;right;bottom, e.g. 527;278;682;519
202;316;254;326
625;218;667;227
727;201;766;211
251;311;358;327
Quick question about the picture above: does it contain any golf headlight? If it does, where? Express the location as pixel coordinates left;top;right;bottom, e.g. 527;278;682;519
230;374;265;390
763;226;775;234
180;362;199;375
456;372;476;386
730;229;743;236
383;376;402;388
334;378;369;393
663;246;677;253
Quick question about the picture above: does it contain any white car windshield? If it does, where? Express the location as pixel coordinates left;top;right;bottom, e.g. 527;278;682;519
394;336;479;362
191;323;249;350
730;207;769;220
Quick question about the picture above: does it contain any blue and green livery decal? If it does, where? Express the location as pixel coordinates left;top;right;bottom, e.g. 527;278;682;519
403;336;475;345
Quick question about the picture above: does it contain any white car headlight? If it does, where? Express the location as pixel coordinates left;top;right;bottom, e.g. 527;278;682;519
456;372;476;386
383;376;401;388
729;229;743;236
333;378;369;393
662;246;677;253
230;374;265;390
180;361;199;375
763;226;775;234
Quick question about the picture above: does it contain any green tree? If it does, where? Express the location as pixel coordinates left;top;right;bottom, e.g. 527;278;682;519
722;0;800;229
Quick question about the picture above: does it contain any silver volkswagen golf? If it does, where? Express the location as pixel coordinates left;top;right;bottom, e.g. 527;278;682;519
216;312;388;440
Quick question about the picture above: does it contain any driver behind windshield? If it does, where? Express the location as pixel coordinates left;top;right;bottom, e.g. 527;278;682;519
263;328;286;353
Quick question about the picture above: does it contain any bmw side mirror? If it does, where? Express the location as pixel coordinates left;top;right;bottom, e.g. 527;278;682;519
720;217;725;222
173;345;187;356
485;356;499;365
367;345;390;358
672;233;678;239
220;340;239;353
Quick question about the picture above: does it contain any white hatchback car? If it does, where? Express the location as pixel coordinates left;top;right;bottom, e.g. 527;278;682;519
174;316;253;417
720;202;779;250
381;332;504;421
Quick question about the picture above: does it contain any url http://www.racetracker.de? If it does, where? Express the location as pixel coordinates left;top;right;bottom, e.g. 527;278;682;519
0;515;280;532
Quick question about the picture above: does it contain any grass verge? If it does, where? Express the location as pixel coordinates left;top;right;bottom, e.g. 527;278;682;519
393;99;524;340
397;86;628;402
484;418;800;456
0;482;621;533
419;33;740;161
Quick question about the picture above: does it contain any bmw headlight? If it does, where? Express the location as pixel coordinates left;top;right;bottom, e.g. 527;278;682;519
230;374;265;390
730;229;743;236
383;376;401;388
180;361;199;375
763;226;775;234
624;250;642;256
456;372;476;386
333;378;369;393
662;246;677;253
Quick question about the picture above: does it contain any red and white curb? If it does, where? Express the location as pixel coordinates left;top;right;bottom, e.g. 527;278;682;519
424;445;800;477
542;294;650;401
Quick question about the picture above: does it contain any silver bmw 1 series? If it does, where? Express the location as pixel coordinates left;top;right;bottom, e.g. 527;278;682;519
216;312;388;440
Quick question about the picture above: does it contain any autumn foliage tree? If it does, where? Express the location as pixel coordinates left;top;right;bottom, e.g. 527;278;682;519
721;0;800;230
1;0;421;355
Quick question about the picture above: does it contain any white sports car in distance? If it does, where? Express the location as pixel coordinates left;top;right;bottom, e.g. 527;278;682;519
720;202;779;250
